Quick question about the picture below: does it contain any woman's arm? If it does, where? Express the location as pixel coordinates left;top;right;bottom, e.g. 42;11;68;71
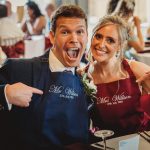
129;60;150;93
21;20;27;33
147;27;150;37
31;16;46;35
128;16;145;52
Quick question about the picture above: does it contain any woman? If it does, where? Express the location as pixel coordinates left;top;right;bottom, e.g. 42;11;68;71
22;1;46;36
87;15;150;137
107;0;144;55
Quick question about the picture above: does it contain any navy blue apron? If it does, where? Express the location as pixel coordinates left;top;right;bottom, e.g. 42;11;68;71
28;60;89;149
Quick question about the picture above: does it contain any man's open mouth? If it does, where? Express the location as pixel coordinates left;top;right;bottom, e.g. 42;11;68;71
67;48;79;59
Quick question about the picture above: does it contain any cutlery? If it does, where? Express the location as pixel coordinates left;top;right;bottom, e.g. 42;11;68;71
94;143;115;150
138;132;150;143
143;131;150;138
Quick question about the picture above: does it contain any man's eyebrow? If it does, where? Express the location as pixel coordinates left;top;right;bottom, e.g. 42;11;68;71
59;25;86;29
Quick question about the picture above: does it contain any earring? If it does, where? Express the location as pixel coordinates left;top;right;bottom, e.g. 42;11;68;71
116;51;120;58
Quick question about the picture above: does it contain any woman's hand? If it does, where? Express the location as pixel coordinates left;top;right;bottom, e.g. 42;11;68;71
136;71;150;83
136;71;150;92
77;64;92;80
77;62;94;81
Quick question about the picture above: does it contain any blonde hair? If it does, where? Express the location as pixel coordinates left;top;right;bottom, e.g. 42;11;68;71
107;0;135;17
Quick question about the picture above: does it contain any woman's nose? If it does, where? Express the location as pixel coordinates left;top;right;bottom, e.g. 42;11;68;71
99;39;106;48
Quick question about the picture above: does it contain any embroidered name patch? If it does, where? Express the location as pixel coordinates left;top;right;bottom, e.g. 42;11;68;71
97;92;132;105
49;84;78;99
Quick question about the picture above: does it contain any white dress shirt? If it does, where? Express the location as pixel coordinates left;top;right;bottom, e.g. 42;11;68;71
49;50;75;74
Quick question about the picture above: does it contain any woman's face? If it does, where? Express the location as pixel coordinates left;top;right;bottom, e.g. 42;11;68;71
27;7;34;18
91;24;121;63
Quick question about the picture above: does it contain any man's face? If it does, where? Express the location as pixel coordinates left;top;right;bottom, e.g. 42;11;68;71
50;17;88;67
46;8;53;17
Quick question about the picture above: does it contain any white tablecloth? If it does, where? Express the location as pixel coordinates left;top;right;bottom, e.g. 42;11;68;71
0;17;24;46
24;35;45;58
92;131;150;150
0;47;7;67
130;49;150;66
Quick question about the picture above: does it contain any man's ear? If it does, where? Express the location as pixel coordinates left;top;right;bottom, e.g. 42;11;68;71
49;31;55;45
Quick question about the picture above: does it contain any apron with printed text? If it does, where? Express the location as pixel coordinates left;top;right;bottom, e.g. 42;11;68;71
92;59;150;136
23;62;89;150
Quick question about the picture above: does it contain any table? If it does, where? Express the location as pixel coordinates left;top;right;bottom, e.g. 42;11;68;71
24;35;45;58
0;17;24;46
130;48;150;66
92;131;150;150
0;47;7;67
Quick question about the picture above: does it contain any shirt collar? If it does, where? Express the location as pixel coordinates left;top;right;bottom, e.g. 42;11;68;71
49;50;75;74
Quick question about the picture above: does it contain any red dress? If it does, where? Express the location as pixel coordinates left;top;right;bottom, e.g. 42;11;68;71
91;59;150;136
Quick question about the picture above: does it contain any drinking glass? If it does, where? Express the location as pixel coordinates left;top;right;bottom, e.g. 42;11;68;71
94;130;114;150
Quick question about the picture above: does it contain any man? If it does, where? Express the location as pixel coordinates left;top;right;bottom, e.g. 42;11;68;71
0;5;89;150
45;3;56;35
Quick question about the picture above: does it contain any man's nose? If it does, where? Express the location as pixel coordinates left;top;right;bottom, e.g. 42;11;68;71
70;33;78;43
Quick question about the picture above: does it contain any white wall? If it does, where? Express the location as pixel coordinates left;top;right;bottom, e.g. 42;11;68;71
8;0;149;23
146;0;150;23
7;0;26;12
7;0;53;14
88;0;109;18
88;0;148;23
135;0;147;22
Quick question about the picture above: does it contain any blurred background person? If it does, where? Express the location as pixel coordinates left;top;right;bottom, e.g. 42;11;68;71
44;3;55;50
0;4;24;58
107;0;145;59
45;3;56;35
22;1;46;36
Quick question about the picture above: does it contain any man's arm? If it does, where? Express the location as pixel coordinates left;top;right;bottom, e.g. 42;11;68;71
0;59;12;110
0;59;43;110
0;85;9;110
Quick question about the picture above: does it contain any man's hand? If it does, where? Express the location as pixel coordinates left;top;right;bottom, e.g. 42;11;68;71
6;82;43;107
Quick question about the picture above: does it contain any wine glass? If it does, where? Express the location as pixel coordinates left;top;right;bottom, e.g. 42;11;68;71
94;130;114;150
